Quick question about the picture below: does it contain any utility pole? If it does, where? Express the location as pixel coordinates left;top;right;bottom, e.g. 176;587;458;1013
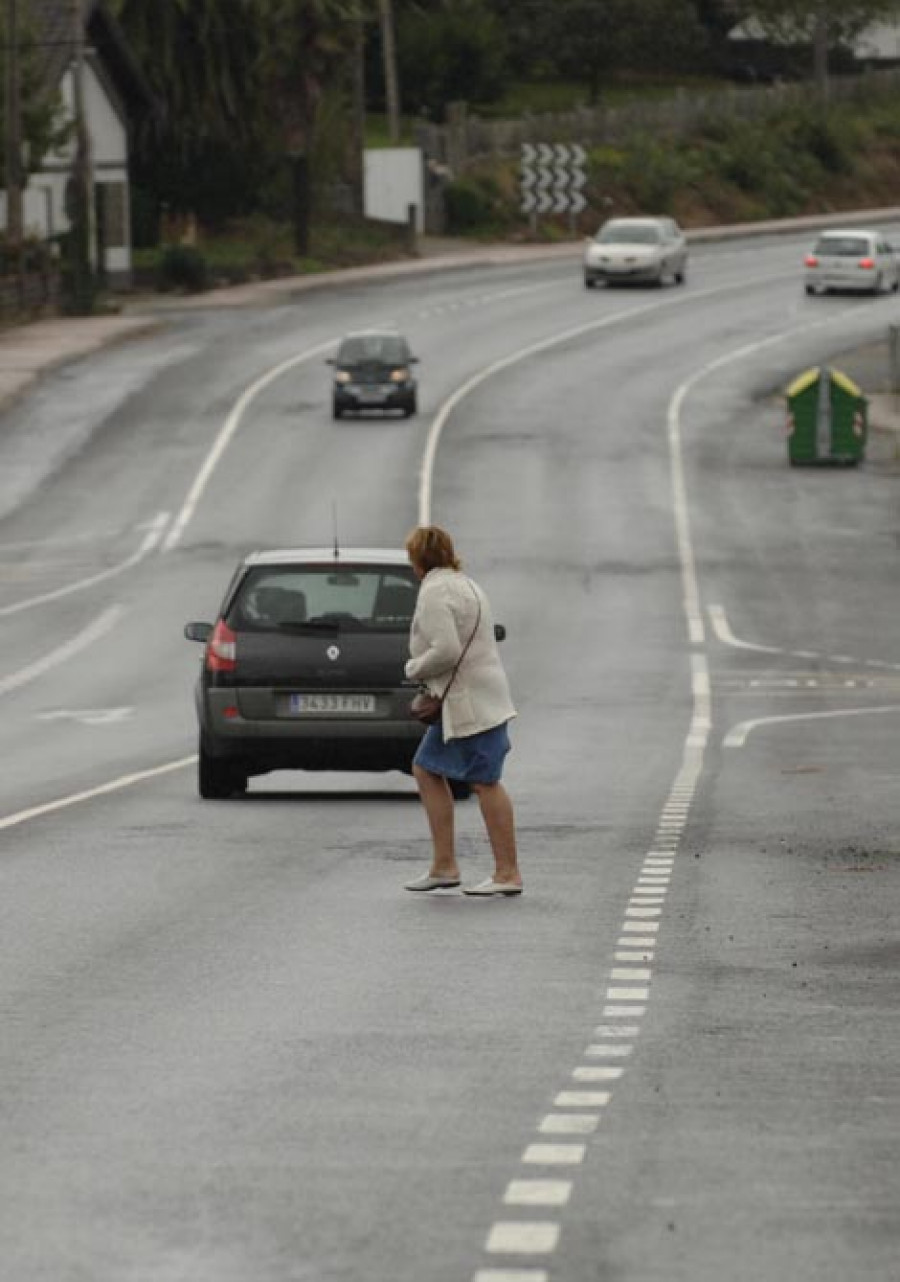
377;0;401;144
68;0;95;311
350;15;366;215
813;3;829;102
4;0;23;244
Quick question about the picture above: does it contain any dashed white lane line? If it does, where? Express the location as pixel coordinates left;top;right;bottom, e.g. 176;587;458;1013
555;1091;611;1107
521;1145;585;1165
572;1066;624;1082
538;1114;600;1135
473;1272;548;1282
486;1224;560;1254
471;317;760;1274
504;1181;573;1207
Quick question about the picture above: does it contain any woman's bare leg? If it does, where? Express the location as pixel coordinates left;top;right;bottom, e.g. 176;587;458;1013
413;764;458;878
472;782;521;885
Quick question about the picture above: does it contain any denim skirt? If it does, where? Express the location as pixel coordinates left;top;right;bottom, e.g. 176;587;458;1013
413;720;511;785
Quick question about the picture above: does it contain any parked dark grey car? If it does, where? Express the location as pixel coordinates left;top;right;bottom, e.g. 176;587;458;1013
328;330;418;419
185;548;428;797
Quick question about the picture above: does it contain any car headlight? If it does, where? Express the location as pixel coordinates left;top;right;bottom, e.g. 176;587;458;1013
335;370;351;384
389;368;410;383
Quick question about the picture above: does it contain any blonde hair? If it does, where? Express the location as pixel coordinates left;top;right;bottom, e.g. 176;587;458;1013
405;525;461;575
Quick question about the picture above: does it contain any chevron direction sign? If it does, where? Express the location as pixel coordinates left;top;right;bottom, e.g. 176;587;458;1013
520;142;587;216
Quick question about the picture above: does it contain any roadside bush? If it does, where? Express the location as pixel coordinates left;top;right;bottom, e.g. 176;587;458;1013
444;175;511;233
156;244;209;293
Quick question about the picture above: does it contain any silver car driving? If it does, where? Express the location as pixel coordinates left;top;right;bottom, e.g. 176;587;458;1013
804;228;900;296
584;216;688;288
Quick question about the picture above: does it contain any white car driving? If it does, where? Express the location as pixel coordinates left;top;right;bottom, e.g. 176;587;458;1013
584;216;688;288
804;228;900;296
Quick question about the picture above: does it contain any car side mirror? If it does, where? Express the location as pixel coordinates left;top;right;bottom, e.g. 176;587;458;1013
494;623;506;642
184;621;213;642
325;358;335;365
409;356;420;363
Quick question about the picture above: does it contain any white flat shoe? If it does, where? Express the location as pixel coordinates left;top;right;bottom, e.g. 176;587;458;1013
462;879;523;897
404;873;461;892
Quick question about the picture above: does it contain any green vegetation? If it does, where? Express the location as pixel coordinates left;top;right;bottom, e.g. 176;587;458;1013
441;97;900;237
132;215;412;291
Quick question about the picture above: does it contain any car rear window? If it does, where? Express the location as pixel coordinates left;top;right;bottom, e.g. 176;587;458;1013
229;565;419;633
596;223;661;244
814;236;870;257
338;336;409;364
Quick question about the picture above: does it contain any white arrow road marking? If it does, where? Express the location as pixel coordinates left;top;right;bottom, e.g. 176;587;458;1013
36;707;134;726
0;513;169;618
0;605;123;699
724;704;900;748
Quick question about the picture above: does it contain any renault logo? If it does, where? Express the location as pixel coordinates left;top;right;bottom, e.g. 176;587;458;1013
326;645;340;661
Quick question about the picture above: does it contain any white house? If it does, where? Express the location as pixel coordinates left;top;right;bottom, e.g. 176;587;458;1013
1;0;155;288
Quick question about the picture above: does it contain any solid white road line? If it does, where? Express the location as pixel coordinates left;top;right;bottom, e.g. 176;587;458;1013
0;754;197;832
0;512;169;618
418;273;794;526
162;341;336;552
724;703;900;748
0;605;123;698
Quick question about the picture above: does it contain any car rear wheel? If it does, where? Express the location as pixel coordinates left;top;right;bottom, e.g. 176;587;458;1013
332;402;343;420
198;742;245;799
404;395;417;417
584;275;595;289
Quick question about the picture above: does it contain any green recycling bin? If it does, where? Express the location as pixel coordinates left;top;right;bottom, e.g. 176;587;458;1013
786;366;867;466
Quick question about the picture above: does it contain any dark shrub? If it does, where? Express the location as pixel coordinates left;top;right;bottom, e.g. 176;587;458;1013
156;244;209;293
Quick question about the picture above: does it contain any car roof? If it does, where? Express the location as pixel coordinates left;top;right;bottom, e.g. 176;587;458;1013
816;228;880;238
243;547;411;568
338;329;406;341
604;216;671;227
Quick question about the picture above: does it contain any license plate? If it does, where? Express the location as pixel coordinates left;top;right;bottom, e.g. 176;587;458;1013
358;391;388;403
289;693;376;714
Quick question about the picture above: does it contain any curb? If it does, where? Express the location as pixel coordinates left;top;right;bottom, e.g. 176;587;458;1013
0;317;163;414
4;204;900;414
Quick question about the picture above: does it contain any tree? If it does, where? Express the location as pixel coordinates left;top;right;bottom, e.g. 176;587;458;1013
395;0;509;115
255;0;362;255
538;0;709;103
733;1;900;95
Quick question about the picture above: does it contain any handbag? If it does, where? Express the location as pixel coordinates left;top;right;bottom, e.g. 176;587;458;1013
410;582;482;726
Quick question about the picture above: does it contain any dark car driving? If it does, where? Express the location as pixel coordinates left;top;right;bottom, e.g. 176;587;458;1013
184;548;429;797
328;330;418;419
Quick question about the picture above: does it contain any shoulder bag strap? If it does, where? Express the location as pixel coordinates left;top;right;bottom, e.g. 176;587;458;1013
439;579;482;700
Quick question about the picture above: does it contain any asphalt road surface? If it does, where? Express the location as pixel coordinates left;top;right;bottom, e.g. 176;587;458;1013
1;232;899;1282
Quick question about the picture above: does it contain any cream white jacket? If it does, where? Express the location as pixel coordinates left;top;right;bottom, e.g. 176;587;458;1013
405;567;516;741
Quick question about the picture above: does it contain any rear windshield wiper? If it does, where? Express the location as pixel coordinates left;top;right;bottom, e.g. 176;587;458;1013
273;619;340;633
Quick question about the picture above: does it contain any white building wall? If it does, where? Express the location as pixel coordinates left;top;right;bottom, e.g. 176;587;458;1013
1;60;132;283
364;148;424;233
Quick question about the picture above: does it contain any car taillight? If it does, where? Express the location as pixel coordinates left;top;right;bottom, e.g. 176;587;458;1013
805;255;819;268
206;619;237;673
859;257;875;269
